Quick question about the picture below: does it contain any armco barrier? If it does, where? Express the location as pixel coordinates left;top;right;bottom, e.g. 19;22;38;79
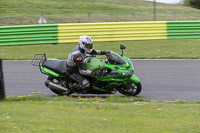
58;21;167;43
1;21;200;46
0;24;58;46
167;21;200;39
0;58;5;101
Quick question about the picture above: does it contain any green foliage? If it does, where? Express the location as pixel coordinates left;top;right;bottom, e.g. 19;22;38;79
184;0;200;9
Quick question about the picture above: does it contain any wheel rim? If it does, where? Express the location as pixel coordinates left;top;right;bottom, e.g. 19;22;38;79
124;83;137;94
117;83;139;96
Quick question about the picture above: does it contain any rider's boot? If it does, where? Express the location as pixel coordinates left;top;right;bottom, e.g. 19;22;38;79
68;73;90;93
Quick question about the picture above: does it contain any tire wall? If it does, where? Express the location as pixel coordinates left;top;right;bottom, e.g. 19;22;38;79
0;58;5;100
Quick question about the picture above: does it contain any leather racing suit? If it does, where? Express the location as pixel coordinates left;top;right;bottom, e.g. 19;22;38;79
66;46;108;91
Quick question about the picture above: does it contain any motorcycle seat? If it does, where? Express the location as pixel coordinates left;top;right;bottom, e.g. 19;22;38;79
43;60;67;75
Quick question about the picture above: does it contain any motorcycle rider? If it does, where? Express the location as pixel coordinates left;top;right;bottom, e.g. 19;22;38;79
66;35;109;93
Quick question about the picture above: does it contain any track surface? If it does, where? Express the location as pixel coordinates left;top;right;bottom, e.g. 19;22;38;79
3;60;200;101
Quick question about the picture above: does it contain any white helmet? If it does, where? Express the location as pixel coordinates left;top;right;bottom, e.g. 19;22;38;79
79;36;93;53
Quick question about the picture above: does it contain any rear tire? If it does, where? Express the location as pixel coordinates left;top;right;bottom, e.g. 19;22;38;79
117;82;142;96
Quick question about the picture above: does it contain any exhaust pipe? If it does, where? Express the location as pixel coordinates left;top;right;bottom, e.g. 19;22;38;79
45;80;68;92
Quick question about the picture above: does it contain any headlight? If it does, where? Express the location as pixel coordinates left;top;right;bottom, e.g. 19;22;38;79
122;72;126;76
121;71;133;77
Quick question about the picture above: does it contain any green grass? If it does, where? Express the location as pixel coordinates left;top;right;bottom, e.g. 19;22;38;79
1;39;200;60
0;96;199;133
1;1;200;132
0;0;200;26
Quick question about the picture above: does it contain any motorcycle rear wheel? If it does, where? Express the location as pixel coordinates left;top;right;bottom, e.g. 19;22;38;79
117;82;142;96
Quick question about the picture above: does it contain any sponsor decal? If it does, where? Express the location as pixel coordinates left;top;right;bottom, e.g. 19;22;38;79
76;57;83;61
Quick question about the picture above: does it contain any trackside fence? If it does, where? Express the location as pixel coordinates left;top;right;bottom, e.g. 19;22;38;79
0;58;5;101
0;24;58;46
58;21;167;43
167;21;200;39
0;21;200;46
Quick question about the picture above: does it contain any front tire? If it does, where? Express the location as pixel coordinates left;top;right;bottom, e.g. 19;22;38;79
117;82;142;96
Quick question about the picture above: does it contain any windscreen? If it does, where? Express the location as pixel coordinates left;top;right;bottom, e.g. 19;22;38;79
107;52;126;65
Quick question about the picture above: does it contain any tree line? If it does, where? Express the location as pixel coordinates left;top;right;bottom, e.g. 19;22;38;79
184;0;200;9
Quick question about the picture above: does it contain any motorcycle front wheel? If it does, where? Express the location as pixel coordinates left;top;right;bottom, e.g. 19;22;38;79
117;82;142;96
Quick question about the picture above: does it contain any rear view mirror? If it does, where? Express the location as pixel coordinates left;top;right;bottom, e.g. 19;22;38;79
120;43;126;49
120;43;126;56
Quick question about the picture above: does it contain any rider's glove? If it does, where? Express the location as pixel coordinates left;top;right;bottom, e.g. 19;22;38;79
91;71;101;76
101;51;110;55
105;51;110;56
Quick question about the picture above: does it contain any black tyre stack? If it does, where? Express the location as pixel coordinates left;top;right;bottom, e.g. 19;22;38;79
0;58;5;100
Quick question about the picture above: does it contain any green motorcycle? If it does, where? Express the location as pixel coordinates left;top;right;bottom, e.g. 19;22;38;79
32;44;142;96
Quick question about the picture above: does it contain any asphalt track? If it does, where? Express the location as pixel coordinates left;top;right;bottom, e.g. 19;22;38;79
3;60;200;101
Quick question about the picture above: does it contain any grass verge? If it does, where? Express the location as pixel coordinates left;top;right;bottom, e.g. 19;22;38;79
1;0;200;25
0;96;200;133
1;39;200;60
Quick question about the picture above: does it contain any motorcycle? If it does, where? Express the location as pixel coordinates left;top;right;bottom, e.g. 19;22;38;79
32;44;142;96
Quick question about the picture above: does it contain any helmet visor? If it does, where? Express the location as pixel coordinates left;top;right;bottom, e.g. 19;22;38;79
85;44;93;49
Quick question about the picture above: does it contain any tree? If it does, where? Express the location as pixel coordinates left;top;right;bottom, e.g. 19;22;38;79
184;0;200;9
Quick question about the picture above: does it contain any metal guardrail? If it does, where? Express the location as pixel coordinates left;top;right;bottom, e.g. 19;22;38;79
167;21;200;39
58;21;167;43
0;21;200;46
0;24;58;46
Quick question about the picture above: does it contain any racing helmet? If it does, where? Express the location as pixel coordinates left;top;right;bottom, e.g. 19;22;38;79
79;36;93;53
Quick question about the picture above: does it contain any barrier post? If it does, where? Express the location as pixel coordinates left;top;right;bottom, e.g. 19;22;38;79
174;10;177;21
88;12;91;23
0;58;5;101
153;0;156;21
132;12;135;21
